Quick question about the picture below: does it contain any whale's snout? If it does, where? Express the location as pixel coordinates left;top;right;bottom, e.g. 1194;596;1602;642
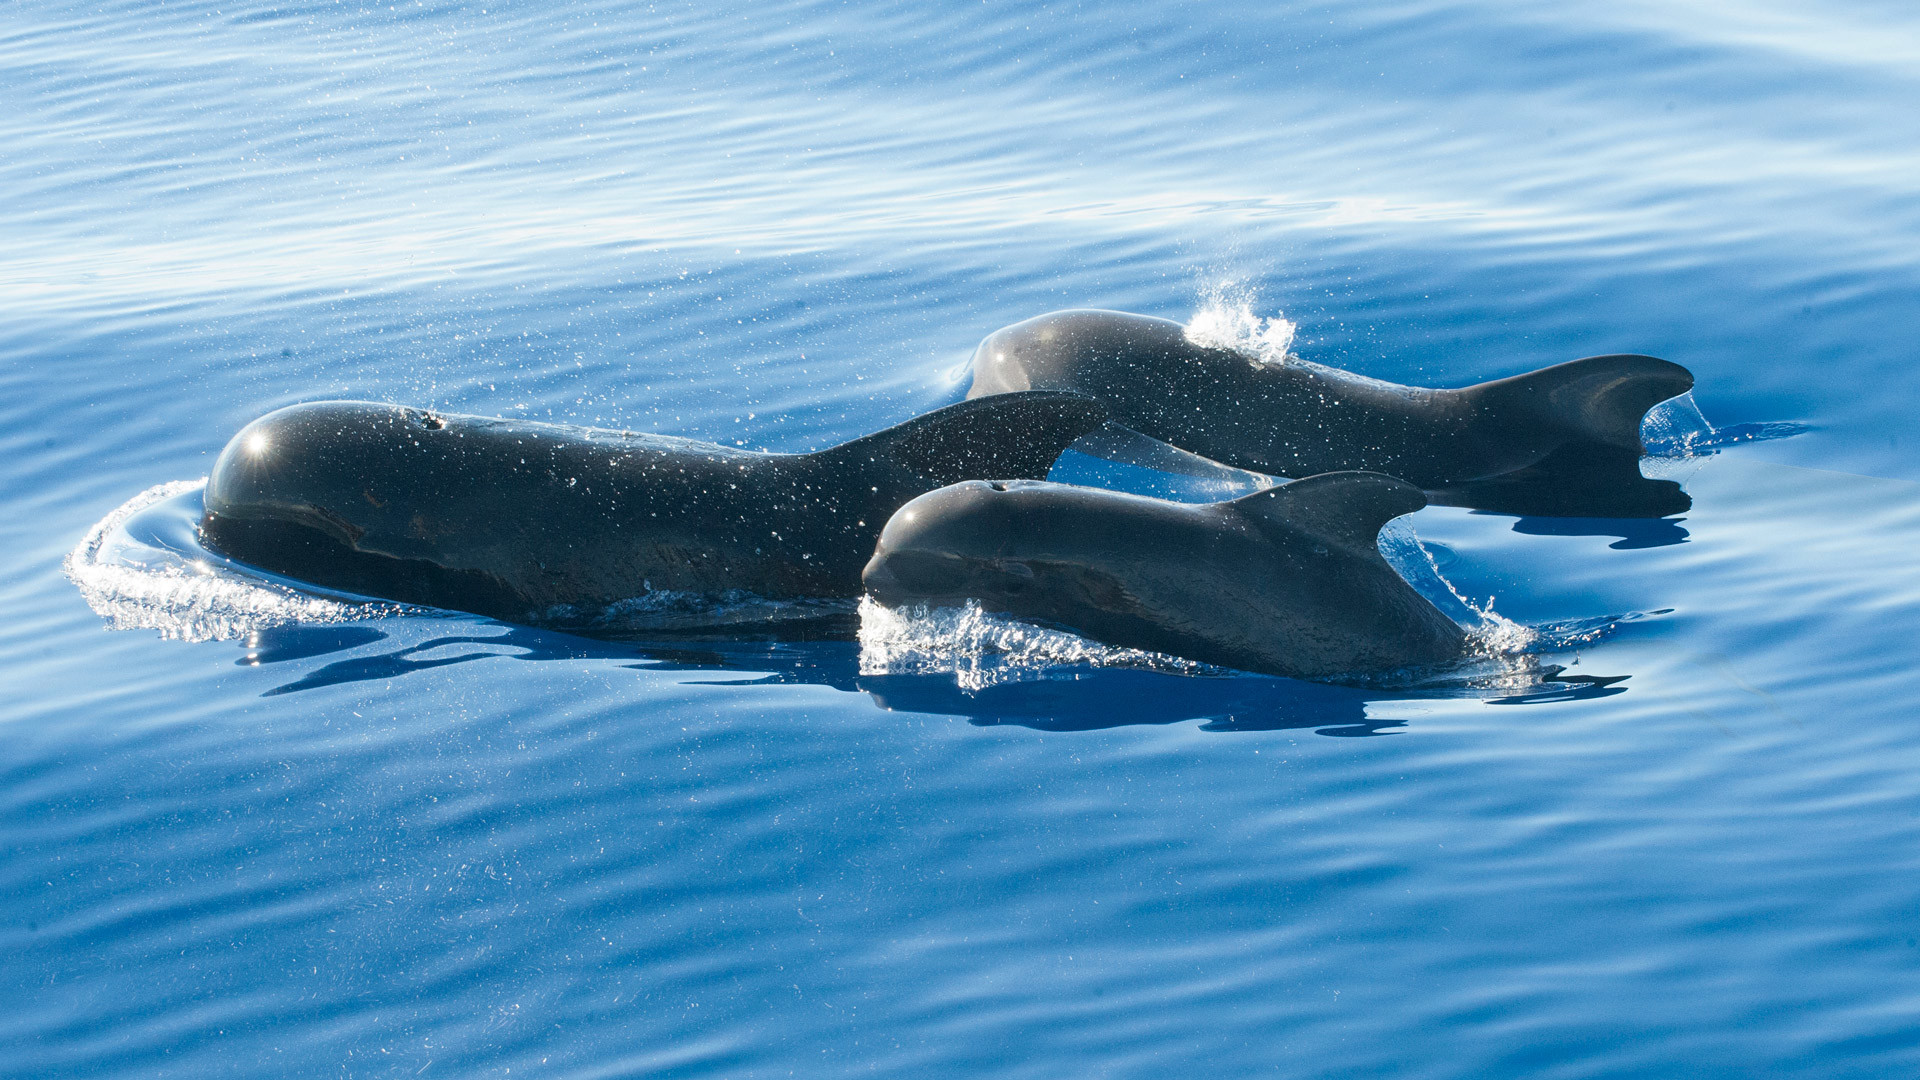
862;480;1031;604
861;549;982;606
202;400;435;559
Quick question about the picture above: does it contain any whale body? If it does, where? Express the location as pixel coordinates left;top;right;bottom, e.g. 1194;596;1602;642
967;309;1694;516
861;472;1466;679
200;392;1106;621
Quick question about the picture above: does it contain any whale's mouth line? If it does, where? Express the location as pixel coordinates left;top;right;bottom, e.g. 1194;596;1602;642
862;550;983;608
204;501;366;548
200;512;530;621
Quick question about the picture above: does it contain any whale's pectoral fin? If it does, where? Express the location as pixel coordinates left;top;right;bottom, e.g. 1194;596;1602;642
1224;471;1427;557
1464;353;1695;454
810;391;1108;487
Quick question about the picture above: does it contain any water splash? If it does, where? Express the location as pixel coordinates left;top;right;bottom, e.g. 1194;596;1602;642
1378;518;1536;650
1641;391;1809;459
857;590;1644;698
65;481;405;643
1183;280;1299;366
857;596;1215;692
551;591;857;639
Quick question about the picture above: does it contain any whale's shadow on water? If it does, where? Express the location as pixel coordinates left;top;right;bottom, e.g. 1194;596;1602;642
1423;443;1694;520
243;623;1630;737
1494;513;1691;550
859;670;1398;736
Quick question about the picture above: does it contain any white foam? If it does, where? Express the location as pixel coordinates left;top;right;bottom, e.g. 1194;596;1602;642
552;590;856;635
857;596;1212;692
64;481;403;643
1640;391;1718;458
1182;280;1299;367
1640;392;1809;474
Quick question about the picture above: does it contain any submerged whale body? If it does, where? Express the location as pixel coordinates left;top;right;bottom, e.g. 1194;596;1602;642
967;309;1695;517
200;392;1107;621
861;473;1466;679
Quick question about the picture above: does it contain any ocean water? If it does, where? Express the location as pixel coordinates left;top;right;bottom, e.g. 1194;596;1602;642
7;1;1920;1075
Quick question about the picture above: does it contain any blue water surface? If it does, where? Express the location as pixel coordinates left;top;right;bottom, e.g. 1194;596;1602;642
6;1;1920;1076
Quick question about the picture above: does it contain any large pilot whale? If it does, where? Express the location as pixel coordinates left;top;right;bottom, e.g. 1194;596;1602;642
861;472;1466;678
200;392;1106;621
967;309;1694;517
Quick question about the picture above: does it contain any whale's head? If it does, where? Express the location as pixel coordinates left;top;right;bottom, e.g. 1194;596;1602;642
205;401;444;537
863;480;1019;606
200;400;547;612
862;479;1158;626
965;309;1195;399
199;399;512;586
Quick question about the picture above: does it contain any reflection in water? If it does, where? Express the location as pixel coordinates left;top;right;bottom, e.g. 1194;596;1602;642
1419;397;1806;520
1483;673;1632;705
1426;442;1692;519
256;625;678;696
1502;514;1691;550
862;668;1390;735
247;621;1630;736
237;625;388;665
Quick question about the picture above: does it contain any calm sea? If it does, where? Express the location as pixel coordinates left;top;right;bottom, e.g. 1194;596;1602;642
6;1;1920;1076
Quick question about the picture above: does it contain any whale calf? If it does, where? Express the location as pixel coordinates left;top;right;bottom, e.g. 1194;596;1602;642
967;309;1694;516
861;473;1466;679
200;392;1106;621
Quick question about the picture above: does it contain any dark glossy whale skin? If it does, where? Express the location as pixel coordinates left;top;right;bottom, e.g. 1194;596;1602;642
201;392;1106;621
967;309;1694;515
862;473;1466;679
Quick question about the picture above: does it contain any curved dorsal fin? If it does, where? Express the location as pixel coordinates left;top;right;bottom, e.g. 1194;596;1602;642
1223;471;1427;555
1462;353;1694;453
805;391;1108;486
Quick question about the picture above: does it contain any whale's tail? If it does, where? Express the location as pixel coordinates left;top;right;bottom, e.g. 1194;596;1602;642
808;391;1108;486
1461;353;1695;455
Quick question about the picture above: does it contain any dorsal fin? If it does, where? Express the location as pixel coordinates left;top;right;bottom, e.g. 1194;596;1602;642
806;391;1107;486
1223;471;1427;555
1462;354;1694;453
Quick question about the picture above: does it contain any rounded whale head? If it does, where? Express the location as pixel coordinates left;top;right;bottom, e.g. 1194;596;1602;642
204;401;459;551
968;309;1195;399
860;479;1051;608
197;400;549;613
863;475;1468;679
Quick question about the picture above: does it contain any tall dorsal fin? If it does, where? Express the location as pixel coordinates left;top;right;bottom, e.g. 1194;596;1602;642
806;391;1108;486
1461;354;1694;453
1223;471;1427;555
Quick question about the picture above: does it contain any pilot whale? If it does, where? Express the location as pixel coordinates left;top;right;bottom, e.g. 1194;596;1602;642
861;472;1466;679
200;392;1106;621
967;309;1694;516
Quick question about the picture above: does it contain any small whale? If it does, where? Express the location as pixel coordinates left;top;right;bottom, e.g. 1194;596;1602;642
967;309;1694;516
200;392;1107;621
861;472;1466;679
